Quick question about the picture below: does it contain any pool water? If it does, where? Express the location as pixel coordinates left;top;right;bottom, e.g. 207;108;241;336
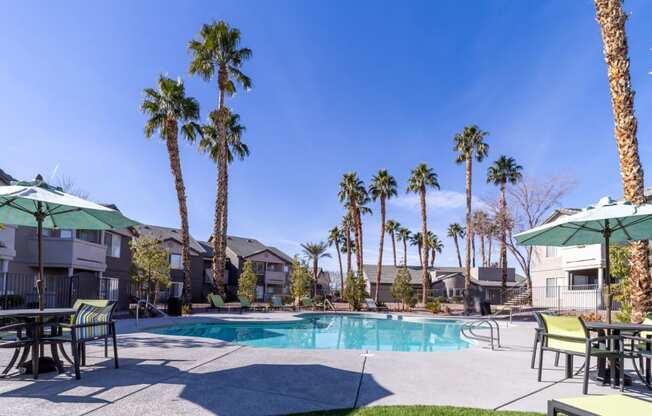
150;314;471;352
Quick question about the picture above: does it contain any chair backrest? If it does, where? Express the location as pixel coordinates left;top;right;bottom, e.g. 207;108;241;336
209;294;225;308
539;313;587;353
238;296;251;307
302;297;313;307
73;303;116;341
271;296;283;307
73;299;111;310
365;298;377;310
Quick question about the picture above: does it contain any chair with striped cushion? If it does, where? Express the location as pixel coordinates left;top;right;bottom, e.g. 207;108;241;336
51;302;118;379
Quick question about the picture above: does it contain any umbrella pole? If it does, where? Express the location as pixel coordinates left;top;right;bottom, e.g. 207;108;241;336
36;202;45;311
604;221;612;324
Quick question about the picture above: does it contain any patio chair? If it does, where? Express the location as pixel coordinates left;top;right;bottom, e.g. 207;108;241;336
270;295;289;311
365;298;388;312
50;303;118;379
0;322;33;377
207;293;239;313
618;317;652;390
547;394;652;416
536;313;622;394
238;295;256;312
531;311;561;369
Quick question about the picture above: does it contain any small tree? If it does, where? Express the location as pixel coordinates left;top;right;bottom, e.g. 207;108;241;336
290;258;312;303
238;260;258;302
130;236;171;305
610;246;631;322
391;266;414;311
343;271;368;311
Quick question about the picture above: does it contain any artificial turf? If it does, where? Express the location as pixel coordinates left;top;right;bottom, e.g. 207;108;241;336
288;405;543;416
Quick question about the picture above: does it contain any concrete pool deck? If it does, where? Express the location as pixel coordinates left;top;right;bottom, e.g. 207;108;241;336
1;312;651;415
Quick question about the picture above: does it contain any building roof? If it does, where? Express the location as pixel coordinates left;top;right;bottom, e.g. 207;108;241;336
362;264;429;285
134;224;206;254
0;168;16;186
225;235;269;257
267;246;293;263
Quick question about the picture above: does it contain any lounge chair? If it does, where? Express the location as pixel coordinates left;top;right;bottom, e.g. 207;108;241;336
365;298;388;312
536;313;622;394
50;303;118;380
207;294;239;313
238;295;259;312
270;296;289;311
548;394;652;416
301;297;324;311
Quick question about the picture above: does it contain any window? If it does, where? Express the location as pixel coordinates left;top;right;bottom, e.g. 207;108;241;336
76;229;100;244
41;228;53;237
252;261;265;275
545;246;558;258
105;232;122;258
545;278;557;298
266;263;283;273
170;254;182;270
569;269;598;289
60;229;73;239
99;277;119;301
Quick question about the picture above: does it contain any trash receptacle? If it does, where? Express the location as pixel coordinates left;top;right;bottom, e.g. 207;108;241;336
167;297;182;316
480;301;491;316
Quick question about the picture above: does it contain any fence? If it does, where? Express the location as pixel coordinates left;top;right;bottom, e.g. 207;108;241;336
531;284;604;313
0;272;75;309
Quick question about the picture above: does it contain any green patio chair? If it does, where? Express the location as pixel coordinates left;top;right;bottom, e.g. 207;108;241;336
531;311;561;369
270;295;291;311
207;293;237;313
536;313;622;394
238;295;253;312
547;394;652;416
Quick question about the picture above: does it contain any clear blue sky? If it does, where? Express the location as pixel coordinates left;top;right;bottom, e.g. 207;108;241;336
1;1;651;271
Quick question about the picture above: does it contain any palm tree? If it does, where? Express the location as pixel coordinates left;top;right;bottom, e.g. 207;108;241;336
407;163;440;304
338;173;368;273
341;213;354;275
188;20;252;295
397;227;411;266
368;169;398;302
301;241;331;296
454;125;489;305
199;112;249;164
487;156;523;288
473;210;490;267
447;223;465;268
410;232;424;266
140;75;202;306
327;227;345;293
428;232;443;267
384;220;400;267
594;0;650;323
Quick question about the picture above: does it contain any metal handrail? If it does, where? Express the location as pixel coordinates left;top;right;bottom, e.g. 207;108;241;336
323;298;335;311
461;318;501;350
135;299;167;327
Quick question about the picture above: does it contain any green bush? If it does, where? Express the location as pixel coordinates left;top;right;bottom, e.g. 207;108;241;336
343;272;368;311
391;267;415;310
426;299;441;314
451;295;463;304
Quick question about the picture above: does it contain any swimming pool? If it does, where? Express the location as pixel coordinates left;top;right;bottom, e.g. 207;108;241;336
150;313;471;352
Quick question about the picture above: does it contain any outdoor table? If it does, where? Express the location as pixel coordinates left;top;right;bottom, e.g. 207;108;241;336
0;308;76;378
584;321;652;386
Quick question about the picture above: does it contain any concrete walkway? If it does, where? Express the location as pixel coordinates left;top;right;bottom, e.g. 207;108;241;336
1;312;651;415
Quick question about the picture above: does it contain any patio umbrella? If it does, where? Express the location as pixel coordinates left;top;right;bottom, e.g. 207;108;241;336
0;174;139;309
514;196;652;323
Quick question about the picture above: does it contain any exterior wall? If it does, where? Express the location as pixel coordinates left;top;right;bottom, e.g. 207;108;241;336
104;232;133;310
370;283;421;304
0;225;16;261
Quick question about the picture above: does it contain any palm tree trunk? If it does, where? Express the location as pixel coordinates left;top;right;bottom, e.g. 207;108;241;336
487;237;493;266
500;185;508;289
595;0;650;323
212;68;229;295
375;197;386;302
431;250;436;267
356;209;364;273
164;119;192;306
472;234;476;267
345;221;352;275
402;239;407;267
313;257;318;297
417;243;422;267
390;232;397;267
454;237;462;268
419;188;429;304
464;158;472;298
480;235;486;267
335;239;344;294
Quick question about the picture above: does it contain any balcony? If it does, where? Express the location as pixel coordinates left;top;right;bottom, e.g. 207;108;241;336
265;270;286;285
27;237;107;272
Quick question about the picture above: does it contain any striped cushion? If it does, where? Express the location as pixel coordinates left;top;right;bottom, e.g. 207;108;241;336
74;303;113;340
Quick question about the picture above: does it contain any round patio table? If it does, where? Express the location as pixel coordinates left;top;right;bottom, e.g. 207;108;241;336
0;308;76;379
584;321;652;387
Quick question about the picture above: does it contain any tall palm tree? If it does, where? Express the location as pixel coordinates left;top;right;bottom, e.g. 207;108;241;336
301;241;331;296
487;156;523;288
486;222;497;266
384;220;400;267
595;0;650;323
410;232;424;266
140;75;201;306
188;20;252;295
327;226;345;293
338;173;368;273
397;227;411;266
447;223;465;268
428;232;444;267
199;112;249;164
473;210;490;267
368;169;398;302
454;125;489;305
341;213;354;275
407;163;440;304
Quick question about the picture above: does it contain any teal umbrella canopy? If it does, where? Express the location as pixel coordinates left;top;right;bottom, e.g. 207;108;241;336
514;197;652;247
0;176;139;230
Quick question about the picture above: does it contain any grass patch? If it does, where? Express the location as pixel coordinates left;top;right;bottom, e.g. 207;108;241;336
289;405;543;416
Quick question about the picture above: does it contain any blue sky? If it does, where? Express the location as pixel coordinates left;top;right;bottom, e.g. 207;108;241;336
1;1;651;271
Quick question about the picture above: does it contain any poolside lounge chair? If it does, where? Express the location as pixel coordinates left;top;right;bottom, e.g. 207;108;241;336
536;313;622;394
270;296;290;311
365;298;388;312
208;294;239;313
50;303;118;380
239;295;262;312
547;394;652;416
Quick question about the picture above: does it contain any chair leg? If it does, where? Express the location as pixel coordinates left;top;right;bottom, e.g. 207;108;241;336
554;352;560;367
81;343;86;366
583;352;591;395
609;357;616;388
531;332;539;369
31;339;39;380
2;348;21;376
538;342;545;382
59;343;73;365
71;341;80;380
620;353;625;392
111;323;119;369
17;344;30;367
104;337;108;358
50;343;63;374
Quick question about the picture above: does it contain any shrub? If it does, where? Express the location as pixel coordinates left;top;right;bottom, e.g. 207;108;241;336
343;272;368;311
290;257;313;302
391;266;415;311
426;299;442;314
451;295;463;304
181;304;192;315
442;305;451;315
237;260;258;303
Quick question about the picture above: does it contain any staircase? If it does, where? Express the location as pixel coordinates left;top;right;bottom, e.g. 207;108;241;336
493;286;530;322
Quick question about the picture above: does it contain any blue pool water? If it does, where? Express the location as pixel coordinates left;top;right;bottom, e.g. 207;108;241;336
150;314;471;352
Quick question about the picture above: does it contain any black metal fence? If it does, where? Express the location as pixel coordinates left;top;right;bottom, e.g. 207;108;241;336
0;272;75;309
